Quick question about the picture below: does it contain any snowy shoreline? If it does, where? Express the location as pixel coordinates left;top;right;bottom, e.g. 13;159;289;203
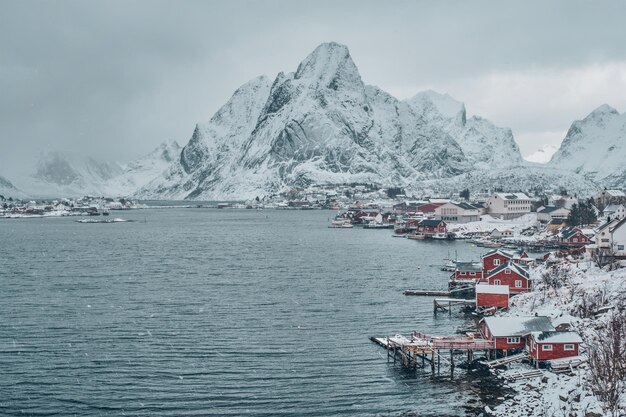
486;259;624;416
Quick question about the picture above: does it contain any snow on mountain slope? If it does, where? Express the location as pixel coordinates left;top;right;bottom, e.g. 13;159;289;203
0;175;25;199
525;144;558;164
102;141;181;196
411;165;598;197
14;152;124;197
550;104;626;184
11;142;181;198
139;42;524;200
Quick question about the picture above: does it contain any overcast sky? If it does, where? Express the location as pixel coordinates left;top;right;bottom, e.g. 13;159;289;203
2;0;626;176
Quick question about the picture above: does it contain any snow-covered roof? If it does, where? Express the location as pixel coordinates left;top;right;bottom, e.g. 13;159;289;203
538;205;569;214
601;190;626;197
603;204;624;213
482;316;555;337
456;262;483;272
475;284;509;294
533;331;583;344
493;192;530;201
487;262;530;279
481;248;515;259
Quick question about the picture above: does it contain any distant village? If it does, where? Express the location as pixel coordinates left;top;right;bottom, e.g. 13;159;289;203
0;195;144;218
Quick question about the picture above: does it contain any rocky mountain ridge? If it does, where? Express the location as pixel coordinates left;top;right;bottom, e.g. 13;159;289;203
137;42;527;200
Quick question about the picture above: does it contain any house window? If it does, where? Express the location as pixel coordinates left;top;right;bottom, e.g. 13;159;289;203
494;259;501;266
507;337;520;344
494;279;501;285
505;269;511;274
564;344;575;351
542;344;553;351
470;272;476;276
573;238;578;243
619;245;625;251
515;280;522;288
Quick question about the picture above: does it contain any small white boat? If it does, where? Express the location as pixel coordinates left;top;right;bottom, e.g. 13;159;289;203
432;232;448;240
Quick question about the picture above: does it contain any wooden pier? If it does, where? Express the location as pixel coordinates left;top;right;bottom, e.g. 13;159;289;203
370;331;495;372
433;298;476;314
403;289;450;296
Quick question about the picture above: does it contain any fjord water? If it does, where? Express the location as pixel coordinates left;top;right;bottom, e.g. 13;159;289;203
0;209;488;416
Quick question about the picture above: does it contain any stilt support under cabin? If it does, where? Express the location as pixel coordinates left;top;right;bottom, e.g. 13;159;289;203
370;332;495;374
433;298;476;314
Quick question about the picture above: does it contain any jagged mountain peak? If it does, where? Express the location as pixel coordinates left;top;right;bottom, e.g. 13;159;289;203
294;42;362;90
138;43;527;200
549;103;626;183
406;90;466;121
588;103;619;117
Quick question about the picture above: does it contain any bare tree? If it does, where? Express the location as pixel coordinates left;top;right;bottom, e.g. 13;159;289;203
587;308;626;416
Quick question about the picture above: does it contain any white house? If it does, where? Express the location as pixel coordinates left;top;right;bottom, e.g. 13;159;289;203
434;202;482;223
487;193;532;220
537;205;570;223
595;189;626;208
605;218;626;257
602;204;626;221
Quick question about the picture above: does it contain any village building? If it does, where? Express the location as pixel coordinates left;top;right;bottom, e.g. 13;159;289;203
601;203;626;221
485;261;532;293
558;227;592;247
416;219;447;236
549;195;579;209
392;201;424;215
537;205;570;223
606;217;626;258
594;217;624;251
528;331;583;361
486;192;532;219
415;202;445;217
452;262;485;282
595;189;626;208
547;218;568;233
480;316;555;352
489;228;513;239
481;248;531;275
475;284;509;309
434;202;482;223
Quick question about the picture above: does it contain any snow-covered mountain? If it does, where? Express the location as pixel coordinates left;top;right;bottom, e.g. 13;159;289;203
549;104;626;187
14;152;124;197
525;144;558;164
139;42;525;200
13;141;180;198
0;175;24;199
102;141;181;196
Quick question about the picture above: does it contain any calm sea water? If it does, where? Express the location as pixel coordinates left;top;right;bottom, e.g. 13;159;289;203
0;208;492;416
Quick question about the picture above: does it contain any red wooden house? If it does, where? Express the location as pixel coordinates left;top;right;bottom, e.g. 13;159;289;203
559;227;592;247
528;331;583;361
417;219;447;235
481;249;531;275
485;262;532;293
480;316;555;352
453;262;484;281
475;284;509;309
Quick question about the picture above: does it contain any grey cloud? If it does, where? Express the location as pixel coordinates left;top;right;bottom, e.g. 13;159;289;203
2;0;626;175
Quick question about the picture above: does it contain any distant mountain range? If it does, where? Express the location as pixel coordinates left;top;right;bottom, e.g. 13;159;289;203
2;42;624;199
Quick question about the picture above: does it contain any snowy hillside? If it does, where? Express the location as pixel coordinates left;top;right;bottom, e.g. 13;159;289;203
139;42;525;200
0;175;25;199
13;152;124;197
550;104;626;185
102;141;181;196
12;142;180;198
410;165;598;197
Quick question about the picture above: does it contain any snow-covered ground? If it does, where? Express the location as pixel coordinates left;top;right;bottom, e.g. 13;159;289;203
448;213;538;237
489;258;626;416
